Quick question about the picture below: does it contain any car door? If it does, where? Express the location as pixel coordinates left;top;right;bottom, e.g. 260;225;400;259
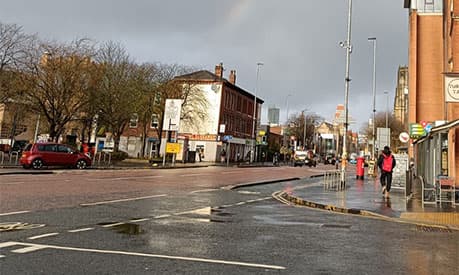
40;144;58;165
57;145;77;166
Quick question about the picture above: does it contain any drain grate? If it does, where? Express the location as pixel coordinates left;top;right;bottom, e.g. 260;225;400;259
415;225;452;233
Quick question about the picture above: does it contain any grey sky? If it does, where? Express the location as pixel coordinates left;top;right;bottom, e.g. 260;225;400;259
0;0;408;131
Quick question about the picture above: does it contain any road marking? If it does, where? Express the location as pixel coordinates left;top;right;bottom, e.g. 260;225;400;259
68;227;94;233
175;207;211;216
154;214;171;219
0;255;4;258
80;194;167;206
101;222;124;228
0;242;17;248
190;189;219;194
0;211;30;216
11;245;46;253
0;241;286;270
28;233;59;240
129;218;150;223
236;202;246;206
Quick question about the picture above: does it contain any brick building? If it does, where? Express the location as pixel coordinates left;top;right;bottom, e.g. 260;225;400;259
405;0;459;187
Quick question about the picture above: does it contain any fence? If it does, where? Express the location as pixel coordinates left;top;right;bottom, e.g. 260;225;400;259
323;170;345;191
0;151;19;166
92;151;112;166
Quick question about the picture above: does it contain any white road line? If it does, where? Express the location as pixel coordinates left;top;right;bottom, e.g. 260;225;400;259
68;227;94;233
11;245;46;253
80;194;167;206
0;211;30;216
101;222;124;228
0;255;5;258
154;214;171;219
235;202;246;205
0;242;17;248
28;233;59;240
129;218;150;223
4;241;286;270
190;189;219;194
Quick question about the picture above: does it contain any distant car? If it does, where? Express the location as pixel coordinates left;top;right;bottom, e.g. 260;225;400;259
293;151;307;167
20;143;92;169
304;157;317;167
324;155;336;165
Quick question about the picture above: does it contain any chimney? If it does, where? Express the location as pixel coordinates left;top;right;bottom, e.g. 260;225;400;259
229;70;236;84
215;62;223;78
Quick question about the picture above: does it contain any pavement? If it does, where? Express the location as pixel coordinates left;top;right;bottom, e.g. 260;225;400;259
274;170;459;231
2;159;459;230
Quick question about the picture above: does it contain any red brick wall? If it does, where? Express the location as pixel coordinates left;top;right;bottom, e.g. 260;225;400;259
416;15;444;122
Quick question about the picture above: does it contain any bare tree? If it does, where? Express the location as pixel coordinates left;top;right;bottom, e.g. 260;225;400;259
21;38;98;142
93;41;143;152
0;22;35;103
360;111;405;152
285;112;323;149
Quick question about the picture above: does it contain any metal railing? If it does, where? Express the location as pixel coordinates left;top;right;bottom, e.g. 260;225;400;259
323;170;345;191
93;152;112;166
0;151;19;165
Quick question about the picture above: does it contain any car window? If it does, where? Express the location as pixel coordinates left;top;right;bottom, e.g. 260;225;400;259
43;144;57;152
57;145;72;153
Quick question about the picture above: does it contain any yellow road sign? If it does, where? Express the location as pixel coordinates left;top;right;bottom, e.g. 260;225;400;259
166;143;181;154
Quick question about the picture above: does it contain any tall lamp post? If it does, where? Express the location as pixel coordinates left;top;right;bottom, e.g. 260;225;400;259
368;37;377;161
384;90;389;128
339;0;353;185
251;62;263;163
283;94;292;147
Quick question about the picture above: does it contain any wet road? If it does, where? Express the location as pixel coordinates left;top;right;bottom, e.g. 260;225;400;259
1;166;458;274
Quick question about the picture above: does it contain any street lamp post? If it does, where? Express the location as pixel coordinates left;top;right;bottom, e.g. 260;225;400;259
303;111;307;149
339;0;353;185
251;62;263;163
368;37;377;161
283;94;292;147
384;90;389;128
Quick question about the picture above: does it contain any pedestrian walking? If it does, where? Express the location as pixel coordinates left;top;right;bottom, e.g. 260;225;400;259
377;146;396;198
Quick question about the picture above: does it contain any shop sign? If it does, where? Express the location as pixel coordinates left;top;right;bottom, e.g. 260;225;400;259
445;75;459;102
409;123;426;138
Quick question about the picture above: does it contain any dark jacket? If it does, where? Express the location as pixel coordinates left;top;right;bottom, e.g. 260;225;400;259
377;148;396;173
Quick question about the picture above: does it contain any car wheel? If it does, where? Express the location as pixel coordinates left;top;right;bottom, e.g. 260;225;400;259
31;159;43;170
75;159;87;169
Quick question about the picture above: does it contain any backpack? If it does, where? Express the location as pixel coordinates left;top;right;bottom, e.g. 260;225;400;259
382;154;393;172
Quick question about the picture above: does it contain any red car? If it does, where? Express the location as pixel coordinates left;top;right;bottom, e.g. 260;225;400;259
20;143;92;169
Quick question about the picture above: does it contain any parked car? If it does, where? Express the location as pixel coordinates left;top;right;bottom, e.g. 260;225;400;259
20;143;92;169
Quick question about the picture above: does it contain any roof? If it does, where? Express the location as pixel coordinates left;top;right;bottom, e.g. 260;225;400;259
173;70;222;82
173;70;264;104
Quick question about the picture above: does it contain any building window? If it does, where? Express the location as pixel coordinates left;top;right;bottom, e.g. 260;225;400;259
415;0;442;13
150;114;159;128
130;113;138;128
